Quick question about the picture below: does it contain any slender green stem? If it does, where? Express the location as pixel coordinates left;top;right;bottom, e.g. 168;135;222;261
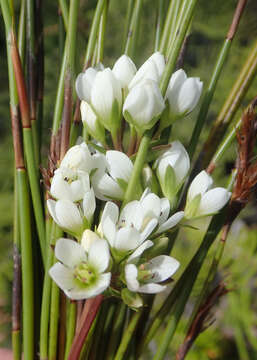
59;0;69;30
155;0;165;52
122;0;135;52
160;0;198;96
17;169;34;360
64;302;77;360
123;129;153;205
188;0;247;159
106;303;127;359
114;310;142;360
84;0;106;66
124;0;143;58
96;1;108;64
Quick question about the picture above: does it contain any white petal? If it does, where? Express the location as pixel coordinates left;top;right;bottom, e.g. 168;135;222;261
177;77;203;114
83;188;96;221
140;193;161;219
47;199;61;227
55;200;83;233
119;201;142;229
60;143;93;173
115;227;141;251
101;201;119;225
156;211;184;234
165;69;187;115
49;262;75;292
50;172;74;201
140;218;158;242
88;239;110;273
55;238;87;268
81;230;101;252
129;59;159;89
102;216;116;247
127;240;154;263
148;52;165;78
65;273;111;300
188;170;213;201
159;198;170;225
75;68;97;102
80;101;98;131
92;172;124;200
138;283;166;294
198;188;231;216
125;264;139;292
145;255;180;282
106;150;133;182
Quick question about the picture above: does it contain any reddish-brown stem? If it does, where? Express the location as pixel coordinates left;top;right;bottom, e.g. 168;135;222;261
227;0;248;40
10;105;25;169
68;295;103;360
11;32;31;129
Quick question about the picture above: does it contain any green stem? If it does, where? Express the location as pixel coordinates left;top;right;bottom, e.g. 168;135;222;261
84;0;106;66
18;0;26;65
96;0;108;64
64;302;77;360
106;303;127;359
124;0;143;58
123;129;153;205
17;169;34;360
114;310;142;360
122;0;135;52
59;0;69;30
154;0;165;52
159;0;198;96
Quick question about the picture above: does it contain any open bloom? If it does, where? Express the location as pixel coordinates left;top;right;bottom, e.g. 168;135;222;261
49;237;111;300
185;170;231;218
160;69;202;130
92;150;133;201
129;52;165;89
112;55;137;90
154;141;190;200
123;79;165;135
50;168;90;202
125;255;179;294
47;189;96;237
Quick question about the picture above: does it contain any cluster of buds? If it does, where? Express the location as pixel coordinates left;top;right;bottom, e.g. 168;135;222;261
47;53;230;308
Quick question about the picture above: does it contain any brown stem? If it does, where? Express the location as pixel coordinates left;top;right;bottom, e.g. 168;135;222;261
68;295;103;360
10;105;25;169
227;0;248;40
11;32;31;128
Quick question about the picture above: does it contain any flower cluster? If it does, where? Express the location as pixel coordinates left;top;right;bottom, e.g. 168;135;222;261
47;53;230;308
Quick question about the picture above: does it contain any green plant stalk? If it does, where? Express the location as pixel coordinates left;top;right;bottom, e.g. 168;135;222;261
114;310;142;360
201;40;257;167
124;0;143;58
159;0;198;96
84;0;106;66
159;0;175;53
155;0;165;52
64;302;77;360
140;209;226;354
97;301;116;359
18;0;26;64
17;169;34;360
123;129;153;205
187;0;247;159
96;0;108;64
59;0;69;30
122;0;135;52
106;303;127;360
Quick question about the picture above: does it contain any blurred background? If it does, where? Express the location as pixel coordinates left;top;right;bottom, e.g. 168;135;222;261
0;0;257;358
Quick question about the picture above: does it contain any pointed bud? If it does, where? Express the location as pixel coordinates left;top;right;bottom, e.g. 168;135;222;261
123;79;165;136
75;67;98;102
80;101;106;144
60;142;93;173
112;55;137;90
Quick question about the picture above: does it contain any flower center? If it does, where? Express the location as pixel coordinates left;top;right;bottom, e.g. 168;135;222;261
138;264;153;282
74;262;96;285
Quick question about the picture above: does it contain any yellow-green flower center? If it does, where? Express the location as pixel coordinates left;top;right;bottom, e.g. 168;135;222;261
74;262;96;285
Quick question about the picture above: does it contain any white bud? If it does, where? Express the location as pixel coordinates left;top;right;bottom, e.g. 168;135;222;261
165;69;203;119
123;79;165;135
112;55;137;89
80;101;105;144
75;67;98;102
60;142;93;173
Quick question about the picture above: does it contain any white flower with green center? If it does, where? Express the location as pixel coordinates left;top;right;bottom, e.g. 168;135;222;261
185;170;231;219
50;168;90;202
91;150;133;201
49;237;111;300
125;254;179;294
154;141;190;201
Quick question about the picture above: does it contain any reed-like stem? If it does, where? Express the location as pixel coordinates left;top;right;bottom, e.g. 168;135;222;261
154;0;165;52
18;0;26;65
59;0;69;30
64;302;77;360
124;0;143;58
96;0;108;64
122;0;135;52
106;303;127;359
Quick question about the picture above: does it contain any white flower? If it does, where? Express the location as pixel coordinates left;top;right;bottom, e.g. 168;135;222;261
99;191;184;258
123;79;165;135
165;69;203;120
75;67;98;102
47;189;96;236
60;142;93;174
154;141;190;200
92;150;133;201
112;55;137;90
129;52;165;89
50;168;90;202
49;237;111;300
125;255;179;294
185;170;231;218
91;68;122;133
80;101;106;144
